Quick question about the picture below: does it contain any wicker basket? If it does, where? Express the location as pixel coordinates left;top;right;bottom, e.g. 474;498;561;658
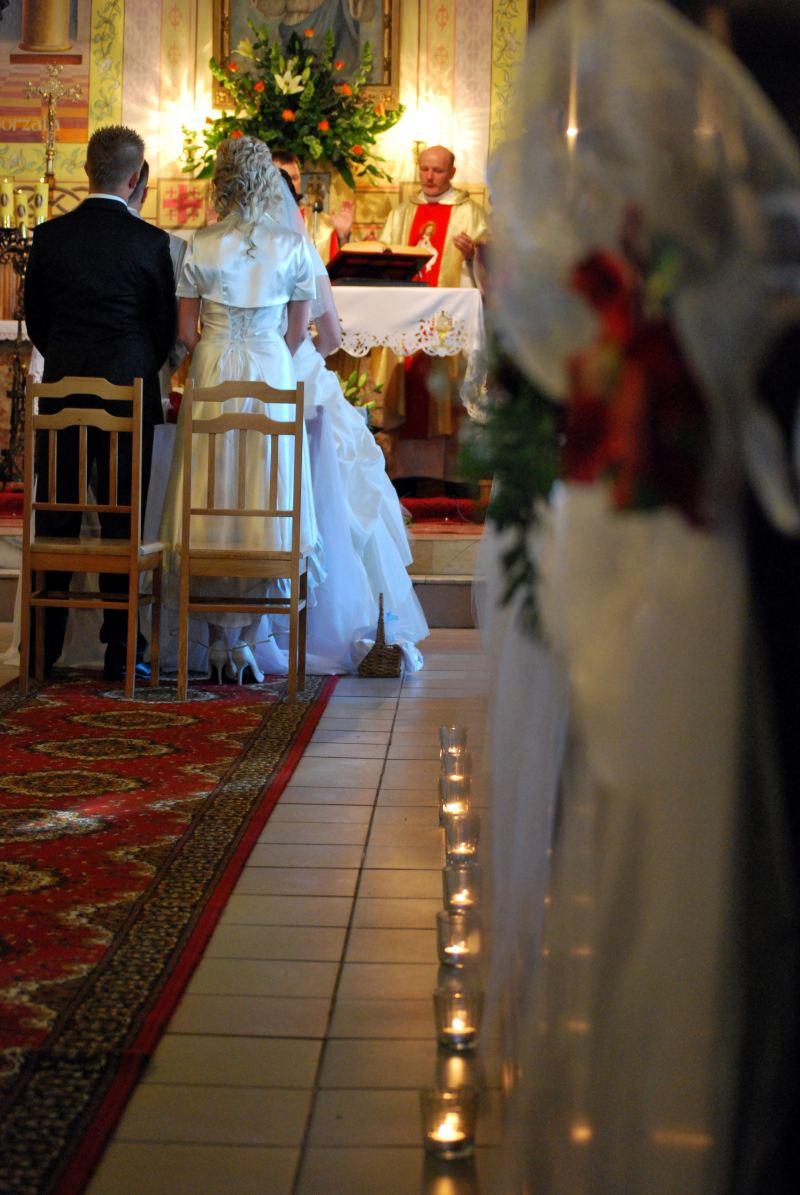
358;593;403;678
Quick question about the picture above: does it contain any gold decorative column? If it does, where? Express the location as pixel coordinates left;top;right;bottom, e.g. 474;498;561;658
20;0;73;54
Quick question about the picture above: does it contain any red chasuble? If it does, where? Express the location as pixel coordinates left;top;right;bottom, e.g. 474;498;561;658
408;202;453;287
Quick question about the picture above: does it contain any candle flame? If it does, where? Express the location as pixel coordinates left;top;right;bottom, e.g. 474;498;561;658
431;1111;466;1143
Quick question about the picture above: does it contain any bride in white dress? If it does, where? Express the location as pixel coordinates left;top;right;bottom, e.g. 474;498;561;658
159;136;320;682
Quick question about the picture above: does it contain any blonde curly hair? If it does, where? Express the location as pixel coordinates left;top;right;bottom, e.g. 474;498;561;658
212;136;284;222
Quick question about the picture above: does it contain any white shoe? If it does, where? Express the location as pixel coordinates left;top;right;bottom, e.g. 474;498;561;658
227;642;265;685
207;639;232;684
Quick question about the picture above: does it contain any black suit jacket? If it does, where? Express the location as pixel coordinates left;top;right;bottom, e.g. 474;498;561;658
25;197;176;426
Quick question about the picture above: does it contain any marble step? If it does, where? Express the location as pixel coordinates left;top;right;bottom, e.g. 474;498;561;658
412;574;474;629
407;529;482;578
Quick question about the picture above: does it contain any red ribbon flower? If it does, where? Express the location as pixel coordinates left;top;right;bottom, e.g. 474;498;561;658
351;145;363;155
229;129;243;139
339;82;352;95
334;59;345;70
304;27;315;37
253;80;265;92
282;109;296;122
227;61;238;72
318;119;330;132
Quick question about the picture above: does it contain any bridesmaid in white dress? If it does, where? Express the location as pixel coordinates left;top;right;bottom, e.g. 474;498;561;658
159;136;319;682
274;175;430;663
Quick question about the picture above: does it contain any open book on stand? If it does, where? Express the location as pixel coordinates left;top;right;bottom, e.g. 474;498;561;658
327;241;433;285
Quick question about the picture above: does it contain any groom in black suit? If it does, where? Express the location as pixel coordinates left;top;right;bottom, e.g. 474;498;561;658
25;125;176;679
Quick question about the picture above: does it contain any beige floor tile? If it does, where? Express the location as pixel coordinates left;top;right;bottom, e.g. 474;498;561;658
337;962;439;1000
296;1147;420;1195
368;824;442;848
352;897;442;929
346;928;437;964
363;842;443;870
372;807;441;827
302;741;387;759
187;958;338;998
326;694;398;711
310;729;390;745
328;998;431;1039
316;714;395;730
204;924;346;961
257;821;369;846
334;677;402;696
386;743;442;759
168;994;330;1038
114;1084;312;1146
89;1144;298;1195
218;894;353;926
269;803;371;824
308;1089;502;1147
245;843;364;869
380;759;442;788
142;1035;320;1088
318;1039;440;1089
359;870;441;899
279;785;377;805
287;757;384;788
307;1089;423;1147
375;787;438;808
233;866;358;898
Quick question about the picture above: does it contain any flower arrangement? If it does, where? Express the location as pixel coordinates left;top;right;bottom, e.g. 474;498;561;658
337;367;380;412
563;210;710;526
183;25;403;189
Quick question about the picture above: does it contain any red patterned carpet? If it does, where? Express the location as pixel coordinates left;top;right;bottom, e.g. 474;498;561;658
0;671;335;1194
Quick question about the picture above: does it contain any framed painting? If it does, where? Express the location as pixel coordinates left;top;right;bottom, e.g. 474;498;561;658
213;0;400;107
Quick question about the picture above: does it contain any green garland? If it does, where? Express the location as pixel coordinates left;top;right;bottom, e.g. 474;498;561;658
183;25;403;189
460;332;562;634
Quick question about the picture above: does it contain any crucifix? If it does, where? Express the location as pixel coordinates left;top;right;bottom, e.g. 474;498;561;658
25;63;82;200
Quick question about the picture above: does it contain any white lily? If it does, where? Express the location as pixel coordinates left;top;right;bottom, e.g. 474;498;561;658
235;38;254;59
274;68;305;95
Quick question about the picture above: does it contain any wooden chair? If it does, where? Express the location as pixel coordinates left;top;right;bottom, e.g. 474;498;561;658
19;375;164;700
176;378;308;702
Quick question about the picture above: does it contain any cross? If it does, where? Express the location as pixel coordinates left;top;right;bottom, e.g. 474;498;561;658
25;64;83;183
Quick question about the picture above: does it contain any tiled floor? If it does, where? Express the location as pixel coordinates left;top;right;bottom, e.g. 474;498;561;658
73;628;500;1195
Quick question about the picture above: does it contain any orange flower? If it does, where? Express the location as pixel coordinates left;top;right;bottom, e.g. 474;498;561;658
334;60;345;70
351;145;363;155
374;101;385;117
253;80;265;92
339;82;352;96
282;108;296;122
227;61;238;71
317;119;330;132
230;129;243;139
304;27;315;37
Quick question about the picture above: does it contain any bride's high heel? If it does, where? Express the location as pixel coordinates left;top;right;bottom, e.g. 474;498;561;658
207;639;232;684
226;642;265;685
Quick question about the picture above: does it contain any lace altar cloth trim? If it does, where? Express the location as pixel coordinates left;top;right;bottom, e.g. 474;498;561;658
340;309;473;358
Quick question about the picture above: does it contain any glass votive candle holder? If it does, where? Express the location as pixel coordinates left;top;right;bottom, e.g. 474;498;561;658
439;724;468;754
437;910;480;967
444;812;481;865
442;864;480;912
436;1048;478;1093
434;987;484;1051
420;1086;478;1160
438;775;471;825
440;748;472;783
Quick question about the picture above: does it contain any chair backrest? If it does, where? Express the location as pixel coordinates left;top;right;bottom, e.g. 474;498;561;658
180;377;305;561
23;374;144;555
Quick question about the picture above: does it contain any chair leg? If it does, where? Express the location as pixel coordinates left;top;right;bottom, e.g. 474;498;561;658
298;572;307;693
125;579;137;701
34;572;45;682
19;567;31;696
150;565;162;687
287;593;298;704
177;575;189;702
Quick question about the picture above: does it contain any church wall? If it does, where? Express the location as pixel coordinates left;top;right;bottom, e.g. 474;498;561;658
0;0;528;441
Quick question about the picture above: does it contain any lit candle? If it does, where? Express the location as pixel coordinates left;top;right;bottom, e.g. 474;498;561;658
437;910;480;967
444;942;468;957
0;178;13;228
451;887;472;907
442;864;480;913
14;189;28;237
420;1087;477;1159
430;1111;466;1145
32;178;48;224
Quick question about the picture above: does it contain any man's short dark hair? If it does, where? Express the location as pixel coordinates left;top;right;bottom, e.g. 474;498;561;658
271;149;301;167
86;125;145;191
129;159;150;205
